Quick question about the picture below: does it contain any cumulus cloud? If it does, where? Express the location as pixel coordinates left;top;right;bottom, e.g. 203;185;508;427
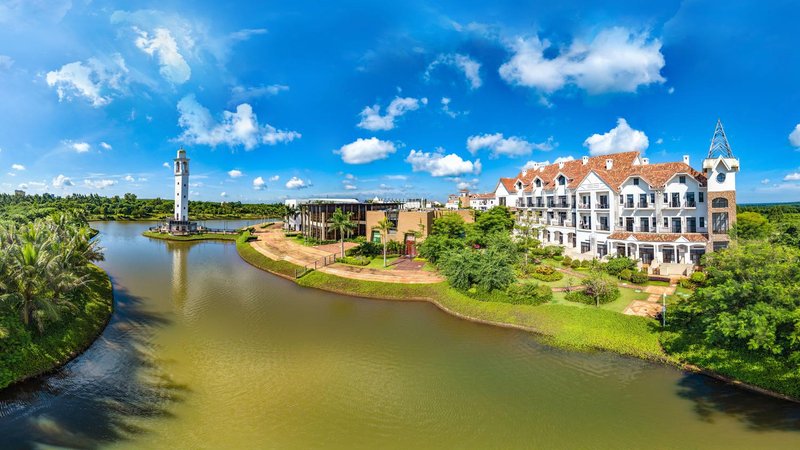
761;178;770;185
784;172;800;181
176;94;300;150
123;175;135;182
269;175;280;182
467;133;554;158
220;192;228;198
425;53;482;89
45;55;128;107
343;182;358;190
583;118;648;156
230;84;288;104
406;149;481;177
11;164;25;171
84;179;117;189
252;176;266;190
100;142;112;150
789;124;800;148
522;156;575;170
71;142;90;153
336;137;396;164
357;96;425;131
499;27;665;96
285;176;310;189
163;162;171;169
50;174;73;188
134;27;191;84
228;169;243;178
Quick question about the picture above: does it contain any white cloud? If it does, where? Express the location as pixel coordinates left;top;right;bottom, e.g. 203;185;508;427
467;133;554;158
220;192;228;198
285;176;310;189
230;84;288;104
84;179;117;189
789;124;800;148
784;172;800;181
163;162;171;169
406;149;481;177
583;118;649;156
228;169;243;178
71;142;91;153
385;175;407;180
269;175;280;182
0;55;13;70
499;27;665;96
521;156;574;170
554;156;575;164
761;178;770;185
176;94;300;150
668;87;675;95
52;174;73;188
336;137;396;164
100;142;112;150
123;175;135;182
228;28;268;41
45;55;128;107
357;96;425;131
425;53;482;89
11;164;25;171
343;183;358;190
252;176;266;190
134;27;191;84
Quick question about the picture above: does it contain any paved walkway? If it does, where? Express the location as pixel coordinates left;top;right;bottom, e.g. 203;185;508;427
249;225;443;284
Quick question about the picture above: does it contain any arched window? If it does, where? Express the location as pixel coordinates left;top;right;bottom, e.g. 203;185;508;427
712;198;728;208
535;179;541;187
558;175;566;186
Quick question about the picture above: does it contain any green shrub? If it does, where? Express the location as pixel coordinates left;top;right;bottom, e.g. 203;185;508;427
689;271;707;285
386;240;404;254
348;241;382;257
535;264;555;275
530;265;564;282
618;269;633;281
605;256;637;275
336;256;372;266
552;255;564;261
678;278;695;289
561;256;572;267
580;259;592;268
630;271;649;284
570;259;581;269
506;283;553;305
564;290;594;305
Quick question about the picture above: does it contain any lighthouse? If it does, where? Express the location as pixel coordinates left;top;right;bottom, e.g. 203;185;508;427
167;148;198;234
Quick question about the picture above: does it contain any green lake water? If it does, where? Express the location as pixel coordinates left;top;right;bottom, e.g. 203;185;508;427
1;221;798;449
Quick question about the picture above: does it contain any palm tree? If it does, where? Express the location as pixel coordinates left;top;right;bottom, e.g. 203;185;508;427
283;205;298;230
374;217;393;267
329;208;355;258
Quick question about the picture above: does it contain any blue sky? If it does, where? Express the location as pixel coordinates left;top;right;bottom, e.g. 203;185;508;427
1;0;800;203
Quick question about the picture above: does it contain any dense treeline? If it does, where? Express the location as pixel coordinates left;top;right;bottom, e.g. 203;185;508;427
0;193;285;224
0;213;112;387
664;203;800;398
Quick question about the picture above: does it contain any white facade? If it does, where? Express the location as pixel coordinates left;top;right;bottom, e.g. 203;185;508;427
469;195;497;211
174;149;189;221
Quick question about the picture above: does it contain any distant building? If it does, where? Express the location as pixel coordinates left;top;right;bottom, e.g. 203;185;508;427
14;189;25;197
402;198;432;210
366;209;474;257
287;199;401;240
469;193;497;211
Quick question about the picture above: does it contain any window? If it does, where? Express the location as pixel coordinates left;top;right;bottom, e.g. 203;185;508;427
620;195;624;204
650;193;655;204
663;193;668;203
713;241;728;251
663;217;669;227
679;175;686;184
712;212;729;233
371;230;381;243
535;179;541;187
619;217;623;226
633;177;639;185
651;217;656;227
712;198;729;208
558;175;566;186
699;192;704;203
700;217;705;228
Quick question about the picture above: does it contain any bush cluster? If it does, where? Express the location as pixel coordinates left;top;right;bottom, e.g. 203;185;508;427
530;264;564;282
506;283;553;305
348;241;382;257
336;256;372;266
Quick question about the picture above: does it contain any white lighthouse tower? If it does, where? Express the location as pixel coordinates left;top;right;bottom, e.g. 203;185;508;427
168;148;197;234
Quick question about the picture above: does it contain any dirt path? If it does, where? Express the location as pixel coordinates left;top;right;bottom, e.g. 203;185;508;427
250;225;443;284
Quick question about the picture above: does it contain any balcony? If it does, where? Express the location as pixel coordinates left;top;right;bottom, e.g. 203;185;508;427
685;201;697;208
615;226;652;233
665;201;681;208
596;224;610;232
577;203;591;209
596;203;609;209
622;201;635;208
553;201;570;208
637;202;653;209
578;223;591;230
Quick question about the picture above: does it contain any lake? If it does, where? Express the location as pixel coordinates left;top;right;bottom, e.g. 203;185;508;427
1;221;798;449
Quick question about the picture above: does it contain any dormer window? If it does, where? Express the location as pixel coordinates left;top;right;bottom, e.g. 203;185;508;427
516;181;522;190
633;177;639;186
679;175;686;184
535;179;541;187
558;175;566;186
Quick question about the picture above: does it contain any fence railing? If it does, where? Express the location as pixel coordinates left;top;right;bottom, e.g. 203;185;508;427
295;251;343;279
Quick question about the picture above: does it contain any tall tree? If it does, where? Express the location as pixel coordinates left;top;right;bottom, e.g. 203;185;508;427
330;208;355;257
374;217;394;267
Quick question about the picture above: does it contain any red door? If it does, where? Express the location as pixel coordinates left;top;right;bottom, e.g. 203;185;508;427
405;240;415;257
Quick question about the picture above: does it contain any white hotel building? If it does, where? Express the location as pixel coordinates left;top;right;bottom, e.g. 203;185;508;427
488;122;739;275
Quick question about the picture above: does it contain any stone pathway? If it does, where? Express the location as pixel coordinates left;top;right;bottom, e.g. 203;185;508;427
249;225;443;284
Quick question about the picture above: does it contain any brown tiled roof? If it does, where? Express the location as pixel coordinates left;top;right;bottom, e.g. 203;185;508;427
471;193;495;199
607;232;708;243
508;152;706;193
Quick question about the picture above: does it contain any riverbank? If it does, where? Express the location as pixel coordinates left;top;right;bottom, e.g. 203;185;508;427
0;265;114;389
142;230;241;242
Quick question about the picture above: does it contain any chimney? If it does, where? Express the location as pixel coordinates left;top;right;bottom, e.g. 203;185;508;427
522;170;528;177
582;156;589;165
558;162;565;169
605;158;613;170
683;155;690;165
641;157;649;165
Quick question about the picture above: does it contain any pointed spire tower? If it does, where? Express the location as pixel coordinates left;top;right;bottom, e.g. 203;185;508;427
707;119;735;159
702;120;740;251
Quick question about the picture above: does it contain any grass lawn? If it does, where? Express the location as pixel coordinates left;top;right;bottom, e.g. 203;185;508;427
674;285;694;297
235;235;302;278
296;271;667;361
551;286;649;314
143;231;239;241
365;256;400;270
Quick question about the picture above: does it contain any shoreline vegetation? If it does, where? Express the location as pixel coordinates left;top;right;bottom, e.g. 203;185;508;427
0;265;113;390
142;230;241;242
